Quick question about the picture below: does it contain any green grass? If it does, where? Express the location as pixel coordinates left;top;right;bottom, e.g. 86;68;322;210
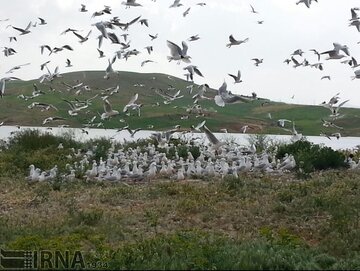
4;70;360;136
1;170;360;269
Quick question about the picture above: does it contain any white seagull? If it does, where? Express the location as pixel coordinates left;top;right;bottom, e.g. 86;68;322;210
101;99;119;120
167;40;191;63
228;70;242;83
226;35;249;48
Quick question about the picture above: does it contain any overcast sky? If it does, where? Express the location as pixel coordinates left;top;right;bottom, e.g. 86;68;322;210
1;0;360;107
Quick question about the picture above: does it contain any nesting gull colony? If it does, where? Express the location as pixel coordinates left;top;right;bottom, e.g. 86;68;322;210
1;0;360;182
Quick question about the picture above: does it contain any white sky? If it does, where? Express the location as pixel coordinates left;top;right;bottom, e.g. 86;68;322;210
1;0;360;107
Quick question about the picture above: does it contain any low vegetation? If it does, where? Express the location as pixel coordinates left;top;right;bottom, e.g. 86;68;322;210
0;130;359;269
276;138;347;177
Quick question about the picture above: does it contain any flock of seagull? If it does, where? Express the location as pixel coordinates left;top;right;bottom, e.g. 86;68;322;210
1;0;360;182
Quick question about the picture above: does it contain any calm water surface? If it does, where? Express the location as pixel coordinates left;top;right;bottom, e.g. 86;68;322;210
0;125;358;151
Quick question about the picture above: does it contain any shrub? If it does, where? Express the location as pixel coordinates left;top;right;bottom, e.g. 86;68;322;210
247;134;269;153
83;137;113;161
276;139;346;174
7;129;81;151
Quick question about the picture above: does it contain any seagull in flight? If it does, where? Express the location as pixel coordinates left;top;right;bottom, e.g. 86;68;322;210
167;40;191;63
188;34;200;42
122;0;142;8
149;33;158;41
169;0;183;8
309;49;321;61
190;120;206;132
352;69;360;80
62;99;88;116
296;0;318;8
277;119;292;128
250;4;258;14
214;82;256;107
80;4;88;12
251;58;263;66
101;99;119;120
12;21;32;35
38;17;47;25
201;125;226;150
6;63;30;74
0;77;20;98
183;65;203;81
65;59;73;67
73;30;92;43
321;75;331;80
183;7;191;17
226;35;249;48
126;127;142;138
228;70;242;83
123;93;142;116
42;116;67;125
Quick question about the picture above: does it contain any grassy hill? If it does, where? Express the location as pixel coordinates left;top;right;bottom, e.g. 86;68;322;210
4;70;360;136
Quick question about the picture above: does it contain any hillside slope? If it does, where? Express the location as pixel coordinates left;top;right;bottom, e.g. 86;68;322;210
3;70;360;136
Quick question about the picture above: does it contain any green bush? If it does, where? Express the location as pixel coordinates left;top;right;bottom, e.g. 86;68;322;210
7;129;81;151
83;137;113;161
276;139;346;174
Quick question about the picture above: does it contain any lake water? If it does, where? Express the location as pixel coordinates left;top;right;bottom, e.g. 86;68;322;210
0;125;359;151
